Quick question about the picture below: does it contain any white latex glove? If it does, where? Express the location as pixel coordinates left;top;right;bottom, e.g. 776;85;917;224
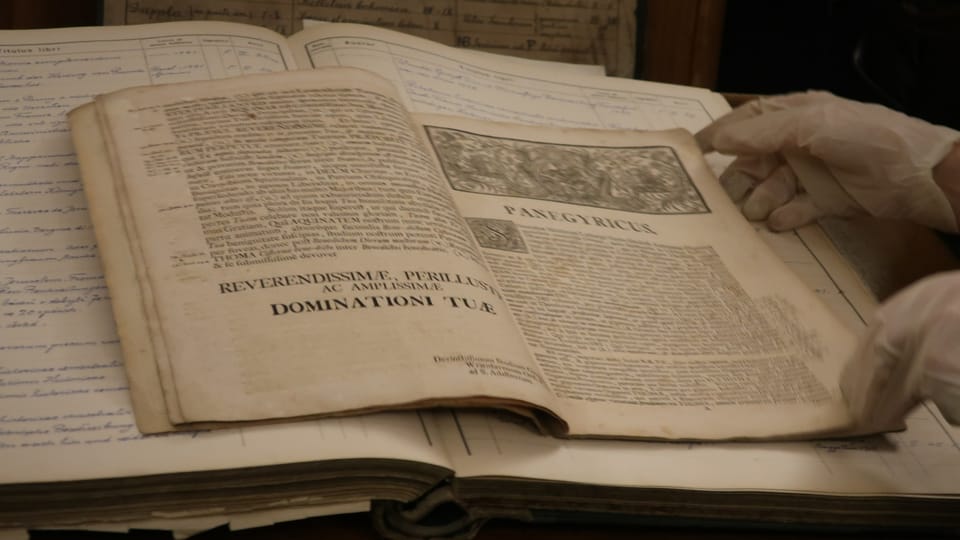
695;91;960;232
841;271;960;428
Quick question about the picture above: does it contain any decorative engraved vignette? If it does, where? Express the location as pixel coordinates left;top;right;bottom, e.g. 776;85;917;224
425;126;708;214
466;218;528;253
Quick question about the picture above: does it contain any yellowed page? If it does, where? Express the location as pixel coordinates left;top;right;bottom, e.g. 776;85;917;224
300;19;609;78
70;103;185;432
102;0;295;35
92;68;560;430
289;21;728;130
755;223;878;331
415;113;858;440
441;406;960;495
0;24;452;528
104;0;637;76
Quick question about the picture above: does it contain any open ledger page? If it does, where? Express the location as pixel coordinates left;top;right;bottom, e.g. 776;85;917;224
102;0;638;76
441;406;960;496
289;23;725;134
0;21;451;520
416;114;858;439
86;68;561;429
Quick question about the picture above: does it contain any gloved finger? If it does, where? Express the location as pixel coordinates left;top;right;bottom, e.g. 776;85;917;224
718;170;755;203
781;150;864;218
767;193;824;231
918;300;960;424
718;154;782;202
927;376;960;425
843;272;960;430
707;98;954;173
841;315;915;430
741;164;798;221
703;108;817;157
695;91;836;153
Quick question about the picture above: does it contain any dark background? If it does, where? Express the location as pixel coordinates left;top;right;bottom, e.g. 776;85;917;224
713;0;960;128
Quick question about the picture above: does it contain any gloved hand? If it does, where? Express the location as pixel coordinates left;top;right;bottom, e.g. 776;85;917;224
695;91;960;232
841;271;960;428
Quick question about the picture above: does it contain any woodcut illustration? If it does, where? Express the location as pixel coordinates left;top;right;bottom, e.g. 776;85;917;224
426;126;709;214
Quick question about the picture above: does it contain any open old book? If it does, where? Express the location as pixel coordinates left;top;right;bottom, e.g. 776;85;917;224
3;19;959;537
71;65;863;441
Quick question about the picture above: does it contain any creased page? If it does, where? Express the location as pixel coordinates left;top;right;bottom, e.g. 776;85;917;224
70;102;187;433
414;114;858;440
91;68;561;430
0;23;450;518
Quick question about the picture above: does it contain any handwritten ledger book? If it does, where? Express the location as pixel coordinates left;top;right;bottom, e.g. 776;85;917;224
2;19;959;538
100;0;638;77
